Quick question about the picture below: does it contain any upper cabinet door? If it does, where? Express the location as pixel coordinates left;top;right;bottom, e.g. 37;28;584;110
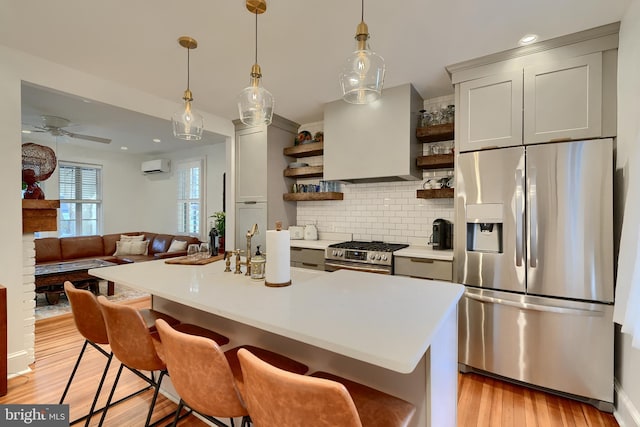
523;52;602;144
458;71;523;152
236;127;268;203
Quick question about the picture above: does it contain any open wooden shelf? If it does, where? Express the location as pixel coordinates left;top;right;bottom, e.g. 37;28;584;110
283;192;344;202
283;142;324;158
416;188;454;199
283;165;324;178
416;154;454;170
416;123;454;143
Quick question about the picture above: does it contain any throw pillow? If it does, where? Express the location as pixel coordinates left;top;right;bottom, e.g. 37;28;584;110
113;240;149;256
167;240;188;253
120;234;145;241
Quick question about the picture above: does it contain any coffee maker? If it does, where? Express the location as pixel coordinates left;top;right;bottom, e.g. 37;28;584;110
432;219;453;250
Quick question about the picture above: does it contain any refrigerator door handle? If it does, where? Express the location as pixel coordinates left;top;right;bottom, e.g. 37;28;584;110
515;169;524;267
529;167;538;268
464;291;607;316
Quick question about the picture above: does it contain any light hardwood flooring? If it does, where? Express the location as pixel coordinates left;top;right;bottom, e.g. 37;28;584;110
0;296;620;426
458;372;618;426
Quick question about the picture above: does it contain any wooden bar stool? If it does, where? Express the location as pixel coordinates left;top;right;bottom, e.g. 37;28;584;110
155;319;309;427
237;348;416;427
97;296;229;427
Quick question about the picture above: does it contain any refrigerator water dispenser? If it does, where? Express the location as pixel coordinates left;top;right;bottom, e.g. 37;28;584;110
465;204;503;253
467;222;503;253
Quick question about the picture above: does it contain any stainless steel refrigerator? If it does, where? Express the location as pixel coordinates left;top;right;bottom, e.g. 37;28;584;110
455;138;614;411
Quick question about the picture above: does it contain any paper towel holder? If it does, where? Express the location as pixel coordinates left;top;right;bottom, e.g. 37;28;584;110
265;221;292;288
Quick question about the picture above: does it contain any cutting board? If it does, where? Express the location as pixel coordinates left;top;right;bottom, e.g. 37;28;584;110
164;254;224;265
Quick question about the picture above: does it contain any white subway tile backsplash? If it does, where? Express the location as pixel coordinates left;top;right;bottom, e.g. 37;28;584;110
297;108;455;244
296;179;454;243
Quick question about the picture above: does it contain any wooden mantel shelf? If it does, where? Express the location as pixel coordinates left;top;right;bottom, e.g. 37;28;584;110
22;199;60;233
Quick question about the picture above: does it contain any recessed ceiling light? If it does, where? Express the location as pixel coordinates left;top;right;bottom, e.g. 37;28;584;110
152;138;161;143
519;34;538;46
21;130;31;134
120;146;128;150
82;99;91;103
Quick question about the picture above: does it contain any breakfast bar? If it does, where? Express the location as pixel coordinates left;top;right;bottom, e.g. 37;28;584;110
89;259;464;427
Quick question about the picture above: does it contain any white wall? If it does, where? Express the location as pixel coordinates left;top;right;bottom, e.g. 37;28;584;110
0;44;233;375
32;138;227;241
140;143;227;241
32;137;148;235
614;2;640;425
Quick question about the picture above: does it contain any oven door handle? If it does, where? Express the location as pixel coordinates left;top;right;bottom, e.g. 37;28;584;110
324;261;392;275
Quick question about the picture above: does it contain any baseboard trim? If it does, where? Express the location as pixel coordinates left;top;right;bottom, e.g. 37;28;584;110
7;350;30;376
615;380;640;427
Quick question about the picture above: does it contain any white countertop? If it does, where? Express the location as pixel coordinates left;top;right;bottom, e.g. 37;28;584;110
90;259;463;374
395;246;454;261
289;239;339;250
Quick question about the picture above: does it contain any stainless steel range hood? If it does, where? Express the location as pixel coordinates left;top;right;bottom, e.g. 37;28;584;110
323;83;423;183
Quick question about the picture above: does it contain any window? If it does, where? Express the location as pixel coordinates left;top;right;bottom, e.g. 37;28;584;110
176;159;204;236
59;162;102;237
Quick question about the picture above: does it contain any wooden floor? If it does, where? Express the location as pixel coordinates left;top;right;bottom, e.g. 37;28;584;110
0;296;620;427
458;372;618;427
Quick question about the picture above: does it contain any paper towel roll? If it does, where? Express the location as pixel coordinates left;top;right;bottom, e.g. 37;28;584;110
265;228;291;287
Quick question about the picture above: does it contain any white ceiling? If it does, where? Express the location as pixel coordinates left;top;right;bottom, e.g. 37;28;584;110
20;83;227;155
1;0;631;154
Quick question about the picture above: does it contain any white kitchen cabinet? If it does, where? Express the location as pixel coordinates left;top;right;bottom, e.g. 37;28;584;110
458;71;523;152
523;52;602;144
234;115;298;247
394;256;452;281
290;247;325;271
457;52;607;152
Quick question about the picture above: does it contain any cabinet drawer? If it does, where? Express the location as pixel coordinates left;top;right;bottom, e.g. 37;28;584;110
290;247;325;270
394;257;452;281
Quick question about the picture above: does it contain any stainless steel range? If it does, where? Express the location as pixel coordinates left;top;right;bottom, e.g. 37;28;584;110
325;241;409;275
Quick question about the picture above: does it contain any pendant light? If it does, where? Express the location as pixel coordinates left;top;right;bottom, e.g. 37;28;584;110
237;0;274;127
172;36;204;140
339;0;386;104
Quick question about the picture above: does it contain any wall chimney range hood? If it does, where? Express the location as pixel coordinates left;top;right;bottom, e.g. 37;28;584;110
323;83;423;183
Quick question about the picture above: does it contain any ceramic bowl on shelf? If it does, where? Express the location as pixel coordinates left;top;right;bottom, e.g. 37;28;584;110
288;162;309;169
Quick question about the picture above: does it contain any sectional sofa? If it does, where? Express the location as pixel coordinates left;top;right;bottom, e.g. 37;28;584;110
35;232;201;265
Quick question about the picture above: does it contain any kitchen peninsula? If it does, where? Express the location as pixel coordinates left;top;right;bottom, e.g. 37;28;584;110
89;259;463;427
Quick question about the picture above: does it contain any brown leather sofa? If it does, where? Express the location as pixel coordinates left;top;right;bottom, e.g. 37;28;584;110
35;232;201;266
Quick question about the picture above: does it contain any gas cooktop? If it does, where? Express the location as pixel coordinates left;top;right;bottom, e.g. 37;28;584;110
327;241;409;252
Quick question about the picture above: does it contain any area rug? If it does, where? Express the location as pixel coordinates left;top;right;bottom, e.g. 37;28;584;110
35;281;149;321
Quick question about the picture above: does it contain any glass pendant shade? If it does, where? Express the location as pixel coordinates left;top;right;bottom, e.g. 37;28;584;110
172;97;204;140
239;0;273;127
238;74;274;127
173;36;204;141
340;40;385;104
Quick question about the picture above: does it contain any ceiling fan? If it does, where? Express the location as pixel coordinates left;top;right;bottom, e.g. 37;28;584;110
26;115;112;144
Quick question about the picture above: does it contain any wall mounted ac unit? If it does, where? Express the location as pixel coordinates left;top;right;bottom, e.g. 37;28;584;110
141;159;171;174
